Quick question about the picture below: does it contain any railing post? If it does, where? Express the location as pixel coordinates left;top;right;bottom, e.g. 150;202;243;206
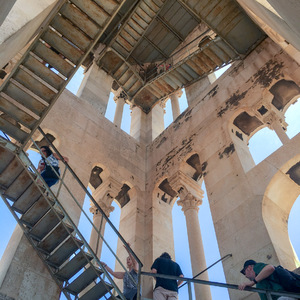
188;282;193;300
56;165;67;198
266;291;273;300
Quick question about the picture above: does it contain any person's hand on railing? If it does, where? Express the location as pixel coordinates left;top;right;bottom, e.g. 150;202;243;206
53;153;69;163
238;281;255;290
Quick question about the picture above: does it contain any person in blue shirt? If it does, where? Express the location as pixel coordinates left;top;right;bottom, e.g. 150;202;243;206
37;146;68;187
151;252;183;300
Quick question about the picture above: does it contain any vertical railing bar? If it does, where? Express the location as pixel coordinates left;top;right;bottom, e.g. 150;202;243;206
188;282;193;300
56;165;67;198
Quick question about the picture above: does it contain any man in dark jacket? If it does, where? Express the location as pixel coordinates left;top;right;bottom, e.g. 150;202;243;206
238;259;300;300
151;252;183;300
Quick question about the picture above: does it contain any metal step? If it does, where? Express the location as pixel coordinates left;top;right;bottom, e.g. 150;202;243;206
46;236;84;268
0;157;24;188
12;185;45;214
3;169;33;200
38;222;74;254
54;251;93;281
19;195;54;227
29;208;64;241
65;266;103;295
0;146;15;174
79;280;113;300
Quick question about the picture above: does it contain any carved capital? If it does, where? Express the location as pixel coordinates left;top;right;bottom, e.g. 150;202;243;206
263;112;287;131
90;201;115;217
113;88;127;103
168;171;203;200
93;176;123;202
177;192;202;213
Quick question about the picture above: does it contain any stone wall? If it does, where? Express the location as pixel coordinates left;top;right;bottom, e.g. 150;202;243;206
146;37;300;299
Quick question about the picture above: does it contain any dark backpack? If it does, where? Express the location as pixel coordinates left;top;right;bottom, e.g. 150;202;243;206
274;265;300;293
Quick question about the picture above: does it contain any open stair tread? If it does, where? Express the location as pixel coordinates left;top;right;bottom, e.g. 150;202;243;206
46;236;84;268
54;250;93;281
78;280;113;300
64;266;103;295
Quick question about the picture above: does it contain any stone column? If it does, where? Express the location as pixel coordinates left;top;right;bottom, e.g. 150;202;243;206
113;97;125;128
130;105;149;144
88;177;122;258
169;171;212;300
76;61;113;115
170;91;182;120
264;112;290;145
151;101;165;140
89;201;115;258
113;88;127;127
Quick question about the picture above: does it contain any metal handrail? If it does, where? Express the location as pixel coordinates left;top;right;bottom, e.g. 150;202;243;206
33;127;143;298
141;272;300;300
179;253;232;289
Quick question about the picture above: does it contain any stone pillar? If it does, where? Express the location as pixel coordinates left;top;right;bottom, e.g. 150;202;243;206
130;105;148;144
170;93;181;120
113;89;126;127
77;61;113;115
169;171;212;300
88;177;122;258
264;112;290;145
151;102;165;140
89;201;114;258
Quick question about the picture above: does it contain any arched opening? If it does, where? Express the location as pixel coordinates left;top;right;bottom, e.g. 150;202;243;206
249;126;282;164
262;156;300;269
288;195;300;259
285;98;300;139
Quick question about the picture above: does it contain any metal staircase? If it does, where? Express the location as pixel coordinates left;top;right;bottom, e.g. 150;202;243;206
0;133;141;300
0;138;116;299
0;0;126;147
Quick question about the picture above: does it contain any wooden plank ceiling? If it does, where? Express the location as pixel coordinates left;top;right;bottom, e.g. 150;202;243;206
91;0;265;112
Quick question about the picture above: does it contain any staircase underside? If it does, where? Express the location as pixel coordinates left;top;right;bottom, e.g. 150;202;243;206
0;0;266;146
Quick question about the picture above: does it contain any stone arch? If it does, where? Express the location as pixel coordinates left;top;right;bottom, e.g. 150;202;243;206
30;128;61;151
270;79;300;112
262;154;300;269
153;176;177;206
88;163;134;209
180;152;203;182
228;108;261;172
88;163;108;192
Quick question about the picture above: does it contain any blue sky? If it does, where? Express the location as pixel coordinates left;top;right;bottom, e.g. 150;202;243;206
0;65;299;300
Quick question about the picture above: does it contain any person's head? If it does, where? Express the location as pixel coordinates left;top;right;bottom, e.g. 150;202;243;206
40;146;52;158
160;252;171;260
240;260;257;280
126;256;133;269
